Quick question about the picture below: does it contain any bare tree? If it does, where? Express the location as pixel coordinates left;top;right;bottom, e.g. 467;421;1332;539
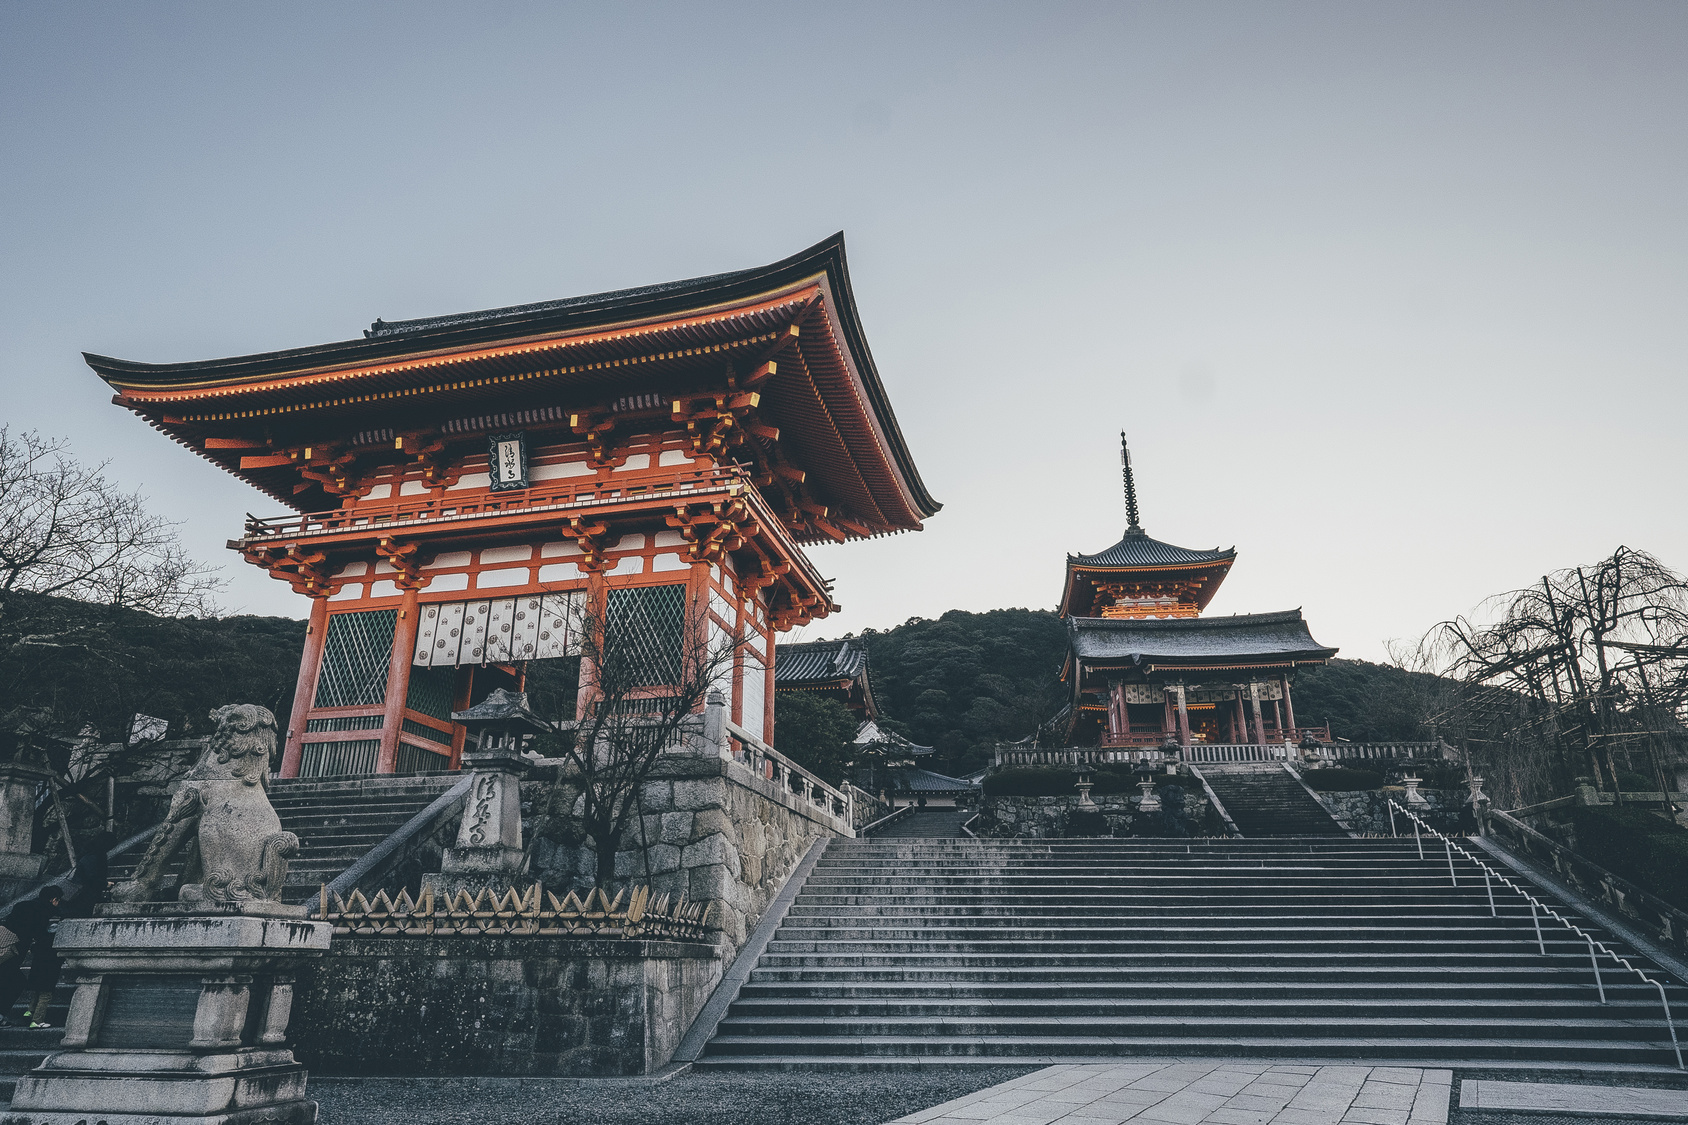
525;586;742;888
0;428;222;624
1414;546;1688;811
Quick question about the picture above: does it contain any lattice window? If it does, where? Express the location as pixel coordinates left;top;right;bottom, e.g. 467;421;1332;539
405;665;456;719
313;609;398;708
603;585;685;688
298;740;381;778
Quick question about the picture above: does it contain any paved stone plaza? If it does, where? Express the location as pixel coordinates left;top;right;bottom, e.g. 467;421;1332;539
890;1064;1452;1125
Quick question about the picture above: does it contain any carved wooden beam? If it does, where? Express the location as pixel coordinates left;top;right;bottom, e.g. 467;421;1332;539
566;517;611;573
375;536;434;591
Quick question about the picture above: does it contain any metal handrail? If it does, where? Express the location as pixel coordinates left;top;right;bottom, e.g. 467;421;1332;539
1387;797;1683;1069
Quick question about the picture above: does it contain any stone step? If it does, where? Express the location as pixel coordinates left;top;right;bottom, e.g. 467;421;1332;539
712;1015;1673;1043
697;1034;1678;1065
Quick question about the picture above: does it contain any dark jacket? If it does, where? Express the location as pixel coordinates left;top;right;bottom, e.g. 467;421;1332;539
3;895;59;958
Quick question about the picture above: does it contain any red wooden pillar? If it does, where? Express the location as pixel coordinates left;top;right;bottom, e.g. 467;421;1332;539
1174;683;1191;747
1280;674;1297;733
1272;699;1284;738
280;597;330;779
1249;682;1267;745
375;587;422;774
449;665;474;768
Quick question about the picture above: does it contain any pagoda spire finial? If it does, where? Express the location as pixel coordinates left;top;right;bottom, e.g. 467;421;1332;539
1120;431;1143;535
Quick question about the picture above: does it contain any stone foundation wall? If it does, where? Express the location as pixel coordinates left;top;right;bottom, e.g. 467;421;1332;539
293;936;718;1077
978;789;1216;839
1311;788;1468;835
525;750;849;950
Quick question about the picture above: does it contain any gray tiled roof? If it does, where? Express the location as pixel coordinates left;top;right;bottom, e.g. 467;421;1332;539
886;766;977;794
1068;610;1337;664
774;638;869;685
1069;530;1235;569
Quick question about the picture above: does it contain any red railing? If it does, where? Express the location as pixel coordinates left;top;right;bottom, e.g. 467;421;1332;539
240;466;747;542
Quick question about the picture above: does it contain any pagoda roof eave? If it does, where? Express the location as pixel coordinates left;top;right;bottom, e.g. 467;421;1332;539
1067;609;1339;668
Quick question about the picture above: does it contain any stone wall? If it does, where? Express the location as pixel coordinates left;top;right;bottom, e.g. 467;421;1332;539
1310;788;1468;835
1486;810;1688;965
525;749;850;950
293;936;717;1077
977;788;1216;839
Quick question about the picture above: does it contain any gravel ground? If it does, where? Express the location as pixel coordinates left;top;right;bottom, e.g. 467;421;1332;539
313;1067;1040;1125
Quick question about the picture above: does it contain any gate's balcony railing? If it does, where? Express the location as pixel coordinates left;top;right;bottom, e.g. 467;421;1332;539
239;466;746;542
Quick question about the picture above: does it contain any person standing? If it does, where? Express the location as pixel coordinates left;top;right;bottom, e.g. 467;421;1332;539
0;889;61;1026
25;837;112;1028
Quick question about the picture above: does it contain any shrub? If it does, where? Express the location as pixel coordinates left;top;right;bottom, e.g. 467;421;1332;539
1303;768;1384;792
983;768;1077;798
1614;769;1662;793
1570;806;1688;912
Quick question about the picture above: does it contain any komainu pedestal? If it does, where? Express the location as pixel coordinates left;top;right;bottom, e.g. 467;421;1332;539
2;909;331;1125
3;705;331;1125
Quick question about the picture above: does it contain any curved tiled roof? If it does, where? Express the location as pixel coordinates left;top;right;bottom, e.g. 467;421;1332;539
1069;530;1236;569
774;638;869;685
1068;610;1337;665
885;766;976;794
85;234;940;532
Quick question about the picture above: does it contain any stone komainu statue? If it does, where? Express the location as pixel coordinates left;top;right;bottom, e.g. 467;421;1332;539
113;704;299;906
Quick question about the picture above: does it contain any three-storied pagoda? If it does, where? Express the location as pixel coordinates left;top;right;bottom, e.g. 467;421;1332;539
1061;436;1336;748
88;235;939;778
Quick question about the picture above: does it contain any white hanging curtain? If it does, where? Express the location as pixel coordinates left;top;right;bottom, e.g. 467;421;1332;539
413;591;583;666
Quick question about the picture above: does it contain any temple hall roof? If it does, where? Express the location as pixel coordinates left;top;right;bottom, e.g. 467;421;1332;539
774;637;878;718
775;637;869;684
1067;610;1338;670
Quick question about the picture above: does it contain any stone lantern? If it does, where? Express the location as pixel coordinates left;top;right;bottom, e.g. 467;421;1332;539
1401;773;1429;809
1074;759;1097;810
1134;761;1162;815
423;688;548;898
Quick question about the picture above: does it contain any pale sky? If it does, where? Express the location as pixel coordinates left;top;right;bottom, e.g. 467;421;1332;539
3;3;1684;661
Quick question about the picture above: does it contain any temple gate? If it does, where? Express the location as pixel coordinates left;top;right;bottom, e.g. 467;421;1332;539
88;235;939;778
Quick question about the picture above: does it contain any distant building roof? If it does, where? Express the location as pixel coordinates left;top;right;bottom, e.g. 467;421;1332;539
774;637;878;719
884;766;977;795
1067;610;1338;671
854;718;932;756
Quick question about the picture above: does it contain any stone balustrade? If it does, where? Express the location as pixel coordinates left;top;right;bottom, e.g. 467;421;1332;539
994;741;1453;770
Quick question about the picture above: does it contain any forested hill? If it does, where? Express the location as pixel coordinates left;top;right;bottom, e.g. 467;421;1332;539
0;591;1439;772
839;609;1441;775
0;590;306;754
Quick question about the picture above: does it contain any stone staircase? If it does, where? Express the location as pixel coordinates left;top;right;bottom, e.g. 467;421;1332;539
106;773;461;905
871;809;970;838
1201;763;1346;837
696;837;1688;1070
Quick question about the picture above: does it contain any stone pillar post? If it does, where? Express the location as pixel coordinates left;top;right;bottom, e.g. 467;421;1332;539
424;746;530;898
1280;673;1297;733
0;764;49;893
